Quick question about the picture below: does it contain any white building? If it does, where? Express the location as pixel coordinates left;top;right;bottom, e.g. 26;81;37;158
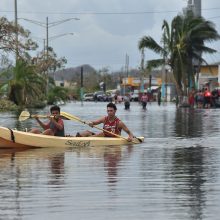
187;0;201;16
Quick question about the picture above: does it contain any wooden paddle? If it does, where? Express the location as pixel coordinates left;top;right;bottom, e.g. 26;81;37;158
18;111;49;121
60;111;142;143
19;111;69;122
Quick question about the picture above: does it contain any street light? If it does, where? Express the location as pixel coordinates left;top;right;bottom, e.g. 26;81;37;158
19;17;79;60
32;32;74;53
15;0;79;60
49;33;74;41
19;17;79;94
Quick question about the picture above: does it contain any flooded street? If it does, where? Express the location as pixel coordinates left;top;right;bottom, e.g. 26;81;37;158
1;102;220;220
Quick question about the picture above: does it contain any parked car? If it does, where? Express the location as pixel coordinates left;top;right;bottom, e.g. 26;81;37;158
83;93;94;101
93;91;109;101
106;89;119;102
130;91;139;101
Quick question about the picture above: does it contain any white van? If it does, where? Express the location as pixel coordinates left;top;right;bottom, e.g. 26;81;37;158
130;90;139;101
106;89;119;99
83;93;94;101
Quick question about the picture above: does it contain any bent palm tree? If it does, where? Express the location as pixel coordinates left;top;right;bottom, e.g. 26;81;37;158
139;11;220;95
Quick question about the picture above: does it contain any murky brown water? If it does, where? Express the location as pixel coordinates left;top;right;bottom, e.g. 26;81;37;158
1;102;220;220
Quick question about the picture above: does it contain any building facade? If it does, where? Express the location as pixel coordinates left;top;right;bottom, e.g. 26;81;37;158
198;64;220;90
187;0;201;16
120;74;177;102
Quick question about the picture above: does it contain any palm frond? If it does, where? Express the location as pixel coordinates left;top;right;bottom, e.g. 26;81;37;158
138;36;164;55
147;59;164;69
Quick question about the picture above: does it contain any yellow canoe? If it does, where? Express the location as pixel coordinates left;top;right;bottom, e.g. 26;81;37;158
0;126;144;148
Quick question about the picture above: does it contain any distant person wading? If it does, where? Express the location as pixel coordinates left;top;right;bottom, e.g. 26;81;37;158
141;93;148;109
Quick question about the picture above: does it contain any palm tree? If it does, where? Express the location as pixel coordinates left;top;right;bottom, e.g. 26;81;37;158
139;11;220;95
47;86;69;105
172;12;220;93
0;59;45;106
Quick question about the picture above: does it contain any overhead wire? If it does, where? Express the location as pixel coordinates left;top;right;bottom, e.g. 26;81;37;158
0;9;182;15
1;7;220;16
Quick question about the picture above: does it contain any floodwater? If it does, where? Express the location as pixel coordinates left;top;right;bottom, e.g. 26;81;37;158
0;101;220;220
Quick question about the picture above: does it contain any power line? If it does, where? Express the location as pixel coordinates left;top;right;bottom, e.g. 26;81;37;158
1;7;220;16
207;15;220;20
202;7;220;11
0;10;179;15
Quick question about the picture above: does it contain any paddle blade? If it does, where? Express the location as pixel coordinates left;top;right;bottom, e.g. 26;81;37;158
60;111;82;122
19;111;30;121
133;136;144;143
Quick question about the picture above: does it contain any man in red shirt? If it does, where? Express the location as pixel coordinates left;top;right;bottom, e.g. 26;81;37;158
77;102;134;141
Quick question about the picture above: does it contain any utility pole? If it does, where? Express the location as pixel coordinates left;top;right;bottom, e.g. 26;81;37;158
149;74;152;90
14;0;18;61
165;68;168;101
46;17;49;61
140;49;145;71
125;53;129;77
46;17;49;94
123;53;129;95
20;16;79;95
140;49;145;93
20;17;79;61
43;39;46;56
80;66;84;106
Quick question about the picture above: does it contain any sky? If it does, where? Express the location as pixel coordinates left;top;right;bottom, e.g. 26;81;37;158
1;0;220;71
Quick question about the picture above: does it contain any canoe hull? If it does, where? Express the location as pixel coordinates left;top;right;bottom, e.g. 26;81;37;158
0;126;144;148
0;137;30;148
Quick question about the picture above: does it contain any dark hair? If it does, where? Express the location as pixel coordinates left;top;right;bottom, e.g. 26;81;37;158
50;105;60;113
107;102;117;110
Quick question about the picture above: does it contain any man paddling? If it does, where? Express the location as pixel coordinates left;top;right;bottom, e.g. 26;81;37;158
77;102;134;141
30;105;65;136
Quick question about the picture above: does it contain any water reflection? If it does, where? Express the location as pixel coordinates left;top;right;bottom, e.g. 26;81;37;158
48;153;65;186
0;147;70;219
103;146;133;189
175;108;204;137
0;148;24;220
171;146;206;220
104;146;121;185
1;103;220;219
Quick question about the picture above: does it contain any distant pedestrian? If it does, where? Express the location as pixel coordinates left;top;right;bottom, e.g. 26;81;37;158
141;93;148;109
114;94;118;104
94;93;98;102
175;95;179;107
195;90;204;108
211;88;218;107
188;88;195;108
117;95;123;103
203;88;211;108
124;94;130;110
157;89;161;106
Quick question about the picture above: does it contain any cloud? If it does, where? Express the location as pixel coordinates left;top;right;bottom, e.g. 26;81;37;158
1;0;220;70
